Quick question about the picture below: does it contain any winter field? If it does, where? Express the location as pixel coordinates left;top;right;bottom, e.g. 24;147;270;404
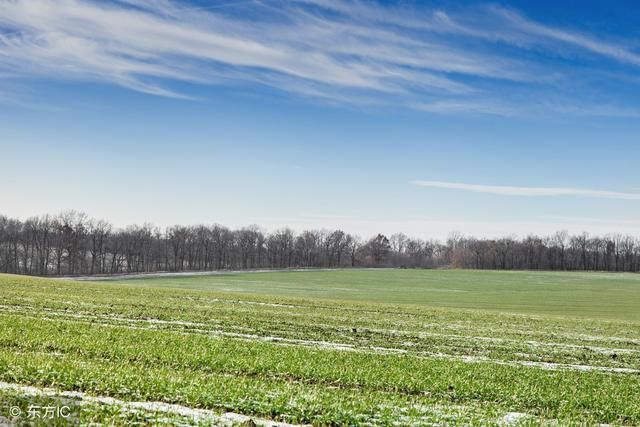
1;269;639;425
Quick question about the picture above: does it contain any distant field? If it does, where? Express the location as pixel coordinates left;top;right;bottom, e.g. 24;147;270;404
107;269;640;321
1;269;640;425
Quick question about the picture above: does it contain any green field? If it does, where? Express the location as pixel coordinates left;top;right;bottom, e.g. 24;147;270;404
105;269;640;321
1;269;640;425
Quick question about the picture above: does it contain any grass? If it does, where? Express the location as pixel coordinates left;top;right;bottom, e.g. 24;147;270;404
108;269;640;321
0;269;639;425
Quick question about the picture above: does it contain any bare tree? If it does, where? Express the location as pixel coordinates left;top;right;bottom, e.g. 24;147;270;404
1;211;639;276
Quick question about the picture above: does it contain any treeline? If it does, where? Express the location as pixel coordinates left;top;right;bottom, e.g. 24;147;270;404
0;211;639;276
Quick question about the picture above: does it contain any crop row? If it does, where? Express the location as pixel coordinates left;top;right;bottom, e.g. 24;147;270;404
1;314;639;425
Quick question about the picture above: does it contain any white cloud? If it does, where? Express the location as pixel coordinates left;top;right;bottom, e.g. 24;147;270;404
293;1;640;67
492;7;640;67
0;0;638;115
0;0;509;99
411;181;640;201
414;101;516;116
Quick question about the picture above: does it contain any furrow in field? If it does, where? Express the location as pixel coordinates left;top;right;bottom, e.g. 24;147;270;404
4;297;640;351
0;380;545;427
5;309;639;375
4;303;638;357
7;303;640;367
363;326;640;355
0;381;307;427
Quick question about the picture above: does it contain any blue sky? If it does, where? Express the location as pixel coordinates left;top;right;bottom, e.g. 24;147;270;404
1;0;640;239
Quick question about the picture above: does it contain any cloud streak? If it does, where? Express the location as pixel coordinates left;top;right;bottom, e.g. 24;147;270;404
0;0;493;98
0;0;638;115
411;181;640;201
492;7;640;67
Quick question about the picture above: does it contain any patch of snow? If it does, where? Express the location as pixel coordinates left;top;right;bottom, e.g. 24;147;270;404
0;381;307;426
501;412;529;425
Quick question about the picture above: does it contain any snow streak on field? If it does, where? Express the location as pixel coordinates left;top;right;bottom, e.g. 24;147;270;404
0;381;305;427
0;271;639;426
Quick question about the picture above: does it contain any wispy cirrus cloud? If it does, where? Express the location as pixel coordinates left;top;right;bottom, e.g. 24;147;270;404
0;0;496;98
414;101;517;116
294;0;640;67
490;7;640;67
411;181;640;201
0;0;638;115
